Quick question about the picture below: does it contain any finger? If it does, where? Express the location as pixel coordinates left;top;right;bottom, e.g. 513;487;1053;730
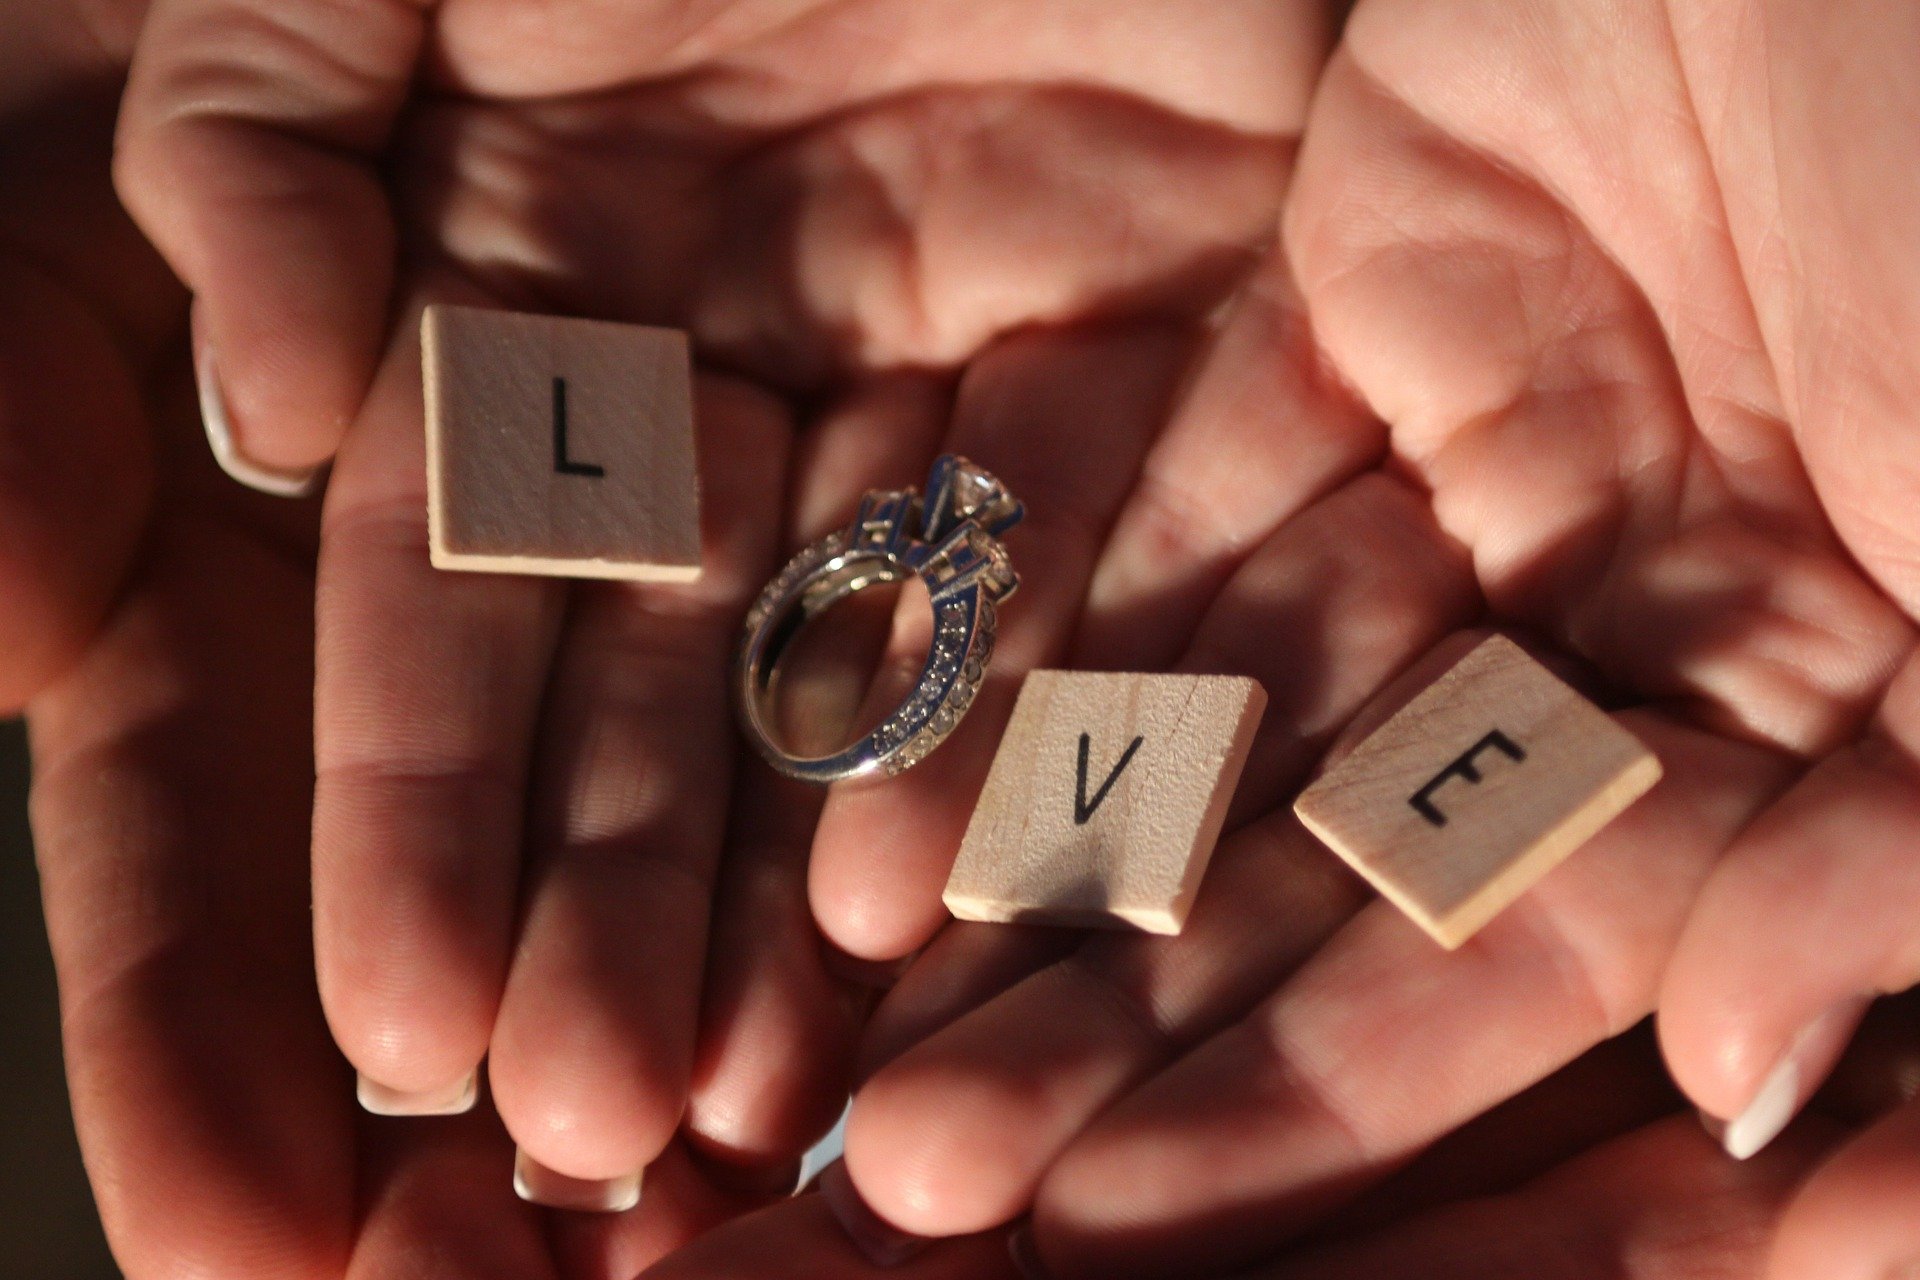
313;294;566;1107
1027;714;1795;1278
844;476;1477;1237
1768;1093;1920;1280
1660;653;1920;1157
115;0;423;486
857;920;1079;1078
638;1176;1019;1280
27;516;352;1278
1072;245;1383;672
807;323;1195;962
687;376;951;1176
488;375;791;1201
1251;1114;1836;1280
0;260;155;709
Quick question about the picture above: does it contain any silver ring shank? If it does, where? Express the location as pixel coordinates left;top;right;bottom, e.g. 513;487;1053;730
735;457;1018;785
736;532;996;784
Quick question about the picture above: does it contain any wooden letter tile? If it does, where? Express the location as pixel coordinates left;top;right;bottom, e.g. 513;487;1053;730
1293;635;1662;949
944;672;1267;935
423;304;701;581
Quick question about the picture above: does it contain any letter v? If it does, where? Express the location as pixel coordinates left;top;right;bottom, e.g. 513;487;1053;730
1075;732;1144;825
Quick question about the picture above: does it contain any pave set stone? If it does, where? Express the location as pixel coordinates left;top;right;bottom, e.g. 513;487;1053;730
874;597;997;774
739;528;850;644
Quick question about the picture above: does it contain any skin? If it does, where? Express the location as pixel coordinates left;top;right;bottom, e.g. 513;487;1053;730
838;3;1920;1280
5;1;1918;1278
105;0;1332;1205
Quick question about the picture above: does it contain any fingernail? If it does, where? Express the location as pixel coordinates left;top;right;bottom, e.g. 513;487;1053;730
356;1069;477;1117
692;1149;806;1198
820;1160;928;1267
511;1149;643;1213
1008;1223;1052;1280
193;309;321;498
1720;999;1869;1161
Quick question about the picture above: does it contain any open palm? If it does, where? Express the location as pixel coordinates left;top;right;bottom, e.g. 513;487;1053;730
833;3;1920;1279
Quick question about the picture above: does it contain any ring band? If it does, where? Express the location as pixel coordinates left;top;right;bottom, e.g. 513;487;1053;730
735;455;1023;784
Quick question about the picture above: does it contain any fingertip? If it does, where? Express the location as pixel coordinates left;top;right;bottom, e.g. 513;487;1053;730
193;324;326;497
513;1149;644;1214
357;1068;478;1117
820;1160;933;1267
809;842;949;965
489;1038;685;1185
118;121;392;475
843;1059;1022;1238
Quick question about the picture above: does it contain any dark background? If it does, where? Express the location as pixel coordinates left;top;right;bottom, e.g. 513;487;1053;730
0;718;120;1277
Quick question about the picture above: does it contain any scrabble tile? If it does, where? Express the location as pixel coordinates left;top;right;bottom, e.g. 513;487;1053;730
944;672;1267;935
423;304;701;581
1293;635;1662;949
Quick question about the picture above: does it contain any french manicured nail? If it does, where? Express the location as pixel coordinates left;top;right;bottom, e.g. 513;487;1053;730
820;1160;928;1267
1718;999;1869;1160
1008;1223;1051;1280
356;1069;477;1117
193;316;320;498
711;1158;807;1198
512;1149;643;1213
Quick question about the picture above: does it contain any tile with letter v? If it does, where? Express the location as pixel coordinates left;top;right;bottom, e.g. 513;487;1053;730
1294;634;1662;949
423;304;702;581
944;671;1267;935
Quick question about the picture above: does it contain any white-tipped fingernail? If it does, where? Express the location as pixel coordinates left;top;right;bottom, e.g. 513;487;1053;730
512;1150;642;1213
1719;1000;1868;1161
1720;1053;1802;1160
194;331;321;498
1008;1223;1052;1280
357;1069;478;1117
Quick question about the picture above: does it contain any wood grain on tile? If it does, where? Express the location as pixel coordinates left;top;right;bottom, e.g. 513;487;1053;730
944;671;1267;935
1293;634;1662;949
423;304;701;581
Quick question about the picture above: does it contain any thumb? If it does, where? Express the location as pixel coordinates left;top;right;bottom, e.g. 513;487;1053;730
114;0;425;493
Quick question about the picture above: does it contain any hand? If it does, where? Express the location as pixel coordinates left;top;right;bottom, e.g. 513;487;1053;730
834;2;1920;1277
566;1020;1914;1280
110;0;1339;1220
10;4;789;1278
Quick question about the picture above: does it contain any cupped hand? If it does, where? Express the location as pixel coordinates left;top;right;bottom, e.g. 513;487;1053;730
834;2;1920;1278
585;1019;1917;1280
9;4;791;1279
111;0;1340;1217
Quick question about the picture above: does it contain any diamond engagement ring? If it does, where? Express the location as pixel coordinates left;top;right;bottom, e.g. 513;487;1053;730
736;455;1023;784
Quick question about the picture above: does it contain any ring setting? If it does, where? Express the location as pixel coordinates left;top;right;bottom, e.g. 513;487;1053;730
736;456;1022;784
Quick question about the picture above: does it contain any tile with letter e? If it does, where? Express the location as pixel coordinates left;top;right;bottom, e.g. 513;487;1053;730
944;671;1267;935
1294;634;1662;949
423;304;701;581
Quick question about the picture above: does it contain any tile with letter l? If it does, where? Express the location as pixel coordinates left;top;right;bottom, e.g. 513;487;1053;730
423;304;701;581
944;671;1267;935
1294;634;1662;949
